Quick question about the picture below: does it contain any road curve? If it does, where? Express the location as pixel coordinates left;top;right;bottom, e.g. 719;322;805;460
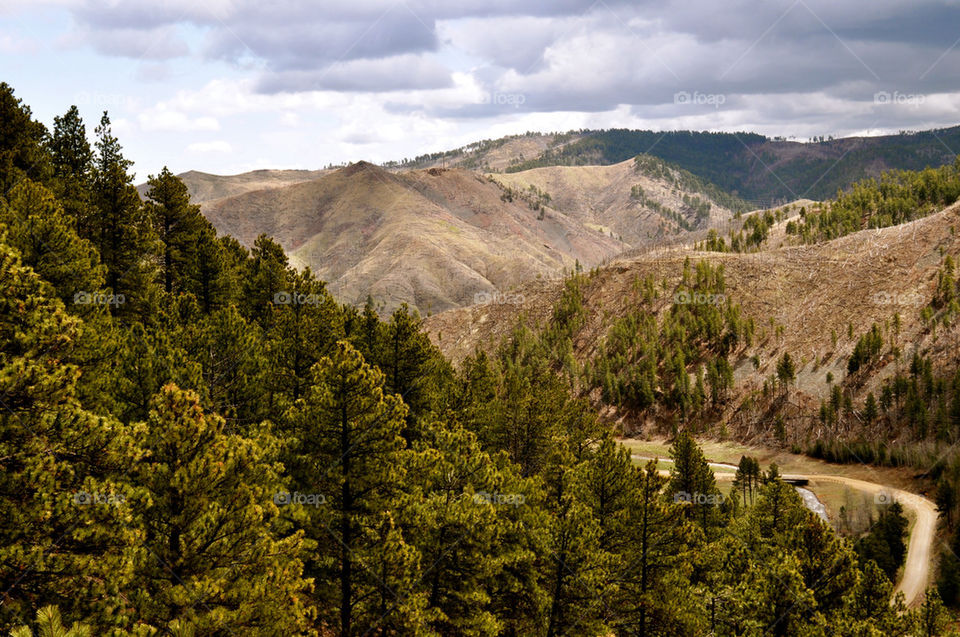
791;474;937;607
634;455;937;606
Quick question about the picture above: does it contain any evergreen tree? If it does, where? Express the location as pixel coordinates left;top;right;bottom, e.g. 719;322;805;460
128;385;313;634
10;606;91;637
669;431;721;531
613;459;697;637
47;105;94;231
143;168;209;296
265;269;342;405
403;421;527;636
0;83;51;193
243;234;289;327
90;112;158;319
284;341;426;635
0;237;141;630
0;179;104;307
191;305;268;427
541;452;609;637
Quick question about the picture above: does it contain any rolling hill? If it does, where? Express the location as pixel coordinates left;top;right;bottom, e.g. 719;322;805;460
200;161;627;314
138;168;331;204
195;159;743;313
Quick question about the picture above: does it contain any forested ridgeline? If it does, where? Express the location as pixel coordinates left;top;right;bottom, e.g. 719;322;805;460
695;158;960;254
0;83;951;635
502;127;960;203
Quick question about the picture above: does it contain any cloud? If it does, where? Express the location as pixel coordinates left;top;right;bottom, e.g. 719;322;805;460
187;140;232;153
39;0;960;178
255;53;452;94
66;24;190;59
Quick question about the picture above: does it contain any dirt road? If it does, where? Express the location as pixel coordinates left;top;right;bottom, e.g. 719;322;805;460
636;455;937;606
794;474;937;607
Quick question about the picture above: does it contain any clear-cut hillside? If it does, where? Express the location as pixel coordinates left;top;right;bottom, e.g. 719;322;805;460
488;158;739;246
425;201;960;441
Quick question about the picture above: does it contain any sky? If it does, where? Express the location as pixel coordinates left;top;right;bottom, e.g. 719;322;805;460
3;0;960;180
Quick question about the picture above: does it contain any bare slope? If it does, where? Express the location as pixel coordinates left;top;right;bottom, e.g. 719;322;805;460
201;162;625;313
489;158;739;246
389;132;584;172
425;201;960;438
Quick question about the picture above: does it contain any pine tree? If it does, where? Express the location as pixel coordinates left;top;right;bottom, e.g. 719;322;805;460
777;352;796;395
10;606;91;637
612;459;697;637
284;341;423;636
402;420;522;636
0;179;104;307
48;105;95;232
109;322;203;423
243;234;289;326
669;431;720;531
541;452;609;637
192;305;267;427
90;112;158;319
381;304;444;434
916;588;948;637
0;83;51;193
266;269;342;405
144;167;210;296
127;385;314;634
0;237;142;630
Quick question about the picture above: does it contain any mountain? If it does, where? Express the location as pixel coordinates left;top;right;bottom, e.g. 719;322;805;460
489;156;746;246
499;127;960;204
200;161;626;313
382;131;584;172
195;157;750;313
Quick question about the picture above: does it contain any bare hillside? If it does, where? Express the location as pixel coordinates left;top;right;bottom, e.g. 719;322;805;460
425;202;960;441
201;162;625;313
489;158;738;246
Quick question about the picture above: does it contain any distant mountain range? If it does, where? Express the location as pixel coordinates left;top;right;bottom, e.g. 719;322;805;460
394;126;960;204
150;124;960;313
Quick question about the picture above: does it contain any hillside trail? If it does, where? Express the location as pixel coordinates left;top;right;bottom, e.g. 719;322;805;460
637;455;936;607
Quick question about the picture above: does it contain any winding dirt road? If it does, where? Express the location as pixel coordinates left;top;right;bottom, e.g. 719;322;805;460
636;455;937;606
794;474;937;607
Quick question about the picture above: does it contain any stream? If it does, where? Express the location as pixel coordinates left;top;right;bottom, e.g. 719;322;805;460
795;486;829;522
